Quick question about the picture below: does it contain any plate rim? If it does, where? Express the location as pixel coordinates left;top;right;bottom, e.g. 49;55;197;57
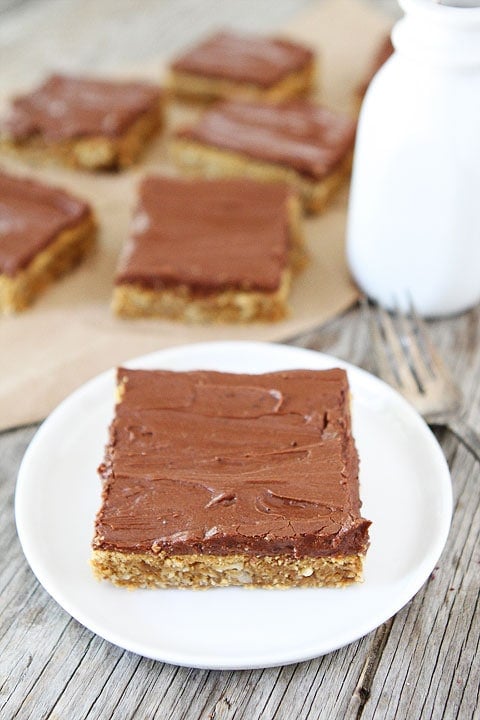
15;340;453;669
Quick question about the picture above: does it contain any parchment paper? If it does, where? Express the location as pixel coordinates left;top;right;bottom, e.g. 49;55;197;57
0;0;392;430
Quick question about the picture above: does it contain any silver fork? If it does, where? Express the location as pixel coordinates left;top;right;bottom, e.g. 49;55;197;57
364;297;480;462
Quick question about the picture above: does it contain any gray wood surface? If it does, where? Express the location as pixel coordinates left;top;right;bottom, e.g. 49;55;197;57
1;1;479;719
2;307;479;720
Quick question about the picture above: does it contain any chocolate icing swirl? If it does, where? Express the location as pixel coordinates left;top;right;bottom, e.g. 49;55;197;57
177;100;356;180
0;171;90;276
2;74;161;142
115;176;292;293
93;368;370;558
171;31;314;87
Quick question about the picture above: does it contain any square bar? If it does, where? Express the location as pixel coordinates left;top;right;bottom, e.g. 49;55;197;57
171;100;356;212
169;31;316;102
0;171;96;313
92;367;370;589
0;74;163;170
112;176;305;323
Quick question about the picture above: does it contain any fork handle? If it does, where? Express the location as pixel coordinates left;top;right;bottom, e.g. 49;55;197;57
445;416;480;463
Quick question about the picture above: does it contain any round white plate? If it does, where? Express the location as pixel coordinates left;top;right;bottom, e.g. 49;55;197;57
15;341;452;670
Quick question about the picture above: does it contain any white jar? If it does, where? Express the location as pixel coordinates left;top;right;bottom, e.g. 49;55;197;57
347;0;480;316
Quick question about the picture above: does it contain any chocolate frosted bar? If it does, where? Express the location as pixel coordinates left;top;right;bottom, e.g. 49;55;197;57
92;367;370;589
170;30;316;102
0;171;95;313
357;35;394;100
112;176;305;323
171;100;356;212
1;74;163;170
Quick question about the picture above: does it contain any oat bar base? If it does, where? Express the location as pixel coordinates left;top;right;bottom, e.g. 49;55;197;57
112;269;292;323
0;215;96;313
91;548;364;590
171;138;352;213
169;61;316;103
0;101;162;171
112;195;305;323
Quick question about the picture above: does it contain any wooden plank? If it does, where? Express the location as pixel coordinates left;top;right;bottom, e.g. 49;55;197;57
2;308;480;719
1;0;479;716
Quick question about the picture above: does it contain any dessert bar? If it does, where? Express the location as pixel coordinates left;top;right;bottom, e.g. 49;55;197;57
357;35;394;102
92;367;370;589
170;30;315;102
172;100;356;212
0;171;95;313
112;176;305;323
0;74;163;170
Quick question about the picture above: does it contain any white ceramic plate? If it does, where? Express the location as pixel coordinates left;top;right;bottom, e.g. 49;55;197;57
15;341;452;670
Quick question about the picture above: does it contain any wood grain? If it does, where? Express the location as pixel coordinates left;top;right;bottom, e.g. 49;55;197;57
1;1;479;719
1;306;479;720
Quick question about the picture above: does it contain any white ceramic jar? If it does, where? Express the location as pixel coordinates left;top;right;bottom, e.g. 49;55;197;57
347;0;480;316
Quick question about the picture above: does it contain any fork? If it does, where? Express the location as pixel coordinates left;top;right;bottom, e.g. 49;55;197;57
363;297;480;462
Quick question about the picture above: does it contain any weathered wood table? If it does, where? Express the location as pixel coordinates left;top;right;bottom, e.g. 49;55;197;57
2;307;479;720
1;1;479;718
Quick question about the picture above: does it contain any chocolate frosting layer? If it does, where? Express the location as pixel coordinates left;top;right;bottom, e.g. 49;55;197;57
115;176;292;293
177;100;356;180
2;74;161;142
93;368;370;558
171;31;314;87
0;171;90;276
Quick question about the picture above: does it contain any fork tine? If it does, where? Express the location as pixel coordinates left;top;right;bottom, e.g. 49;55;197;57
361;297;398;387
408;299;454;382
395;305;433;390
362;297;419;392
365;297;472;441
374;303;420;394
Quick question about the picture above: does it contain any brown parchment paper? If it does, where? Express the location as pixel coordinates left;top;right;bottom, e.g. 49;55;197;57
0;0;392;430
